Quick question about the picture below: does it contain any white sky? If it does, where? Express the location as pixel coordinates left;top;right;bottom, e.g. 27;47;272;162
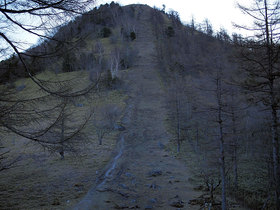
100;0;253;35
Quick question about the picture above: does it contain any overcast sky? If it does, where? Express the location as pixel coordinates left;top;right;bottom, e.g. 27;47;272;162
101;0;253;35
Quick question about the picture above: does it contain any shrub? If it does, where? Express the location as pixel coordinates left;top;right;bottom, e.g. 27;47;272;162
105;69;113;88
100;27;112;38
130;32;136;41
166;26;175;38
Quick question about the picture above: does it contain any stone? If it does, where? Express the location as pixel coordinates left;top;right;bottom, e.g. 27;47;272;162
125;172;133;177
76;103;84;107
16;84;25;92
52;198;60;206
149;198;157;204
118;191;129;198
148;169;162;177
169;195;184;208
170;200;184;208
158;141;165;149
129;204;140;209
119;183;128;189
131;178;137;185
114;203;129;209
148;183;160;190
114;124;126;131
188;198;204;206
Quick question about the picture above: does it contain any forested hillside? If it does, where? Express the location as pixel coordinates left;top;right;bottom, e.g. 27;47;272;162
151;6;274;209
0;1;278;209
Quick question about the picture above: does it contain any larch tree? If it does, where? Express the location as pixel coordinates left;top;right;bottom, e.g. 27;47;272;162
0;0;99;158
235;0;280;208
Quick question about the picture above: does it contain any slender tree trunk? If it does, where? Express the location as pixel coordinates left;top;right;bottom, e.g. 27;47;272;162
98;53;102;65
263;0;280;207
196;126;199;153
219;111;227;210
231;108;238;190
217;73;226;210
60;112;65;160
98;133;103;145
236;1;280;207
271;99;280;209
175;91;181;152
264;0;280;207
233;144;238;190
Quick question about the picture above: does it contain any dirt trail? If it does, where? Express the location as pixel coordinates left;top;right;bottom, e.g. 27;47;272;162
74;5;202;209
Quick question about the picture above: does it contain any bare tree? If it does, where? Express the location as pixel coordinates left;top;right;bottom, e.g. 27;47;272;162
0;142;20;172
0;0;95;59
166;73;193;153
0;0;101;165
0;0;98;96
95;41;104;66
196;46;234;209
92;104;120;145
202;18;213;36
44;98;93;159
119;6;138;41
215;64;227;210
109;47;120;79
235;1;280;208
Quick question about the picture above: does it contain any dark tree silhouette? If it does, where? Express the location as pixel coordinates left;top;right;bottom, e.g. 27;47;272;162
0;0;99;159
235;0;280;208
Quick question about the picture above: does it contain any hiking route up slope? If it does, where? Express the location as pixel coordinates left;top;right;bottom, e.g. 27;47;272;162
74;5;207;210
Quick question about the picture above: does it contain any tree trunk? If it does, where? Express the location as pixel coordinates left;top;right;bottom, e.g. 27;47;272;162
217;73;226;210
233;145;238;190
99;136;103;145
219;116;227;210
196;126;199;153
271;102;280;209
231;108;238;190
60;113;65;160
264;0;280;206
175;91;181;153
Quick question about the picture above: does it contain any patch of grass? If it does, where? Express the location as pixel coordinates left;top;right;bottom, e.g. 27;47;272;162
164;122;271;209
0;68;128;209
0;116;124;210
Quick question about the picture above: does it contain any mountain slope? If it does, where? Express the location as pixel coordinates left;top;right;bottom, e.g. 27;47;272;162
74;5;205;209
0;3;253;209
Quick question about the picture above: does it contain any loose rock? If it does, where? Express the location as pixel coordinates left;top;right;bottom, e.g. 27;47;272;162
170;200;184;208
148;183;160;190
114;203;129;209
52;198;60;206
148;169;162;177
114;124;126;131
169;195;184;208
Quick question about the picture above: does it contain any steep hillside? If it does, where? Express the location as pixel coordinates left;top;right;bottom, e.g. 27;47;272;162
74;4;246;210
0;2;270;210
75;4;203;209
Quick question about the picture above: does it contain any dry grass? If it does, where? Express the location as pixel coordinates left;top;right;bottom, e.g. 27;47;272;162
0;132;119;210
0;68;127;209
